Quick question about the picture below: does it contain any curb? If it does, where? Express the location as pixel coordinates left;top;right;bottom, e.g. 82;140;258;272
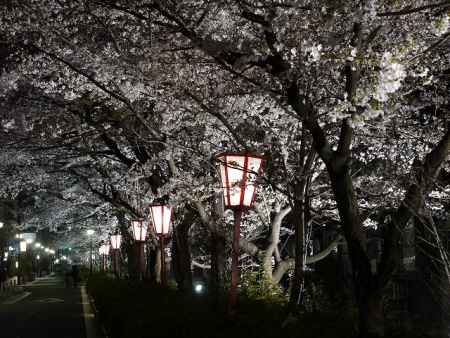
88;293;109;338
1;291;32;305
81;285;108;338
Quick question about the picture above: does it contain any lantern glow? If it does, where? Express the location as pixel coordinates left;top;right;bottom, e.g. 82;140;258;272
216;153;264;209
19;241;27;252
149;205;172;235
131;219;147;242
110;234;122;250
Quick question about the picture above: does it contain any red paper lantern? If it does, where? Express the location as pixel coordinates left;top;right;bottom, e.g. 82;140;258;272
131;219;148;242
216;152;265;209
110;234;122;250
149;205;172;236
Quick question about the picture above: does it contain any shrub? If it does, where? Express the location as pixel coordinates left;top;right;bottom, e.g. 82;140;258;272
87;274;356;338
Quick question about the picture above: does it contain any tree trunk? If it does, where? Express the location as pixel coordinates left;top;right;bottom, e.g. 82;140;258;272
116;210;138;279
172;210;194;292
210;232;226;305
288;186;305;309
358;291;384;338
328;163;377;337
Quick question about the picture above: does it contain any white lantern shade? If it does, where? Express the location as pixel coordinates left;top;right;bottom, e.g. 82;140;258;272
150;205;172;235
20;241;27;253
110;234;122;250
216;152;264;209
131;219;147;242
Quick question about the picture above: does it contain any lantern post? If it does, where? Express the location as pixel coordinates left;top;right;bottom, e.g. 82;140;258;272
87;229;95;275
216;152;264;315
110;233;122;278
98;244;104;272
19;240;27;284
149;204;172;287
104;244;110;271
98;243;110;272
131;219;147;280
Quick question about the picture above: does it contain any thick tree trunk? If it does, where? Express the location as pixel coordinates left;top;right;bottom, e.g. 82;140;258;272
210;232;226;304
116;210;138;279
327;158;379;337
172;217;193;292
358;291;384;338
288;188;305;309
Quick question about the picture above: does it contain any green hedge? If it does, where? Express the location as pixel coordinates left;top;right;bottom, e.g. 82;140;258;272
87;275;356;338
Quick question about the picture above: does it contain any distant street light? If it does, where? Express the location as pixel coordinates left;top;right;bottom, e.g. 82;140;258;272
131;219;147;279
110;233;122;278
216;152;265;315
20;241;27;253
19;241;27;284
149;204;172;286
0;221;4;228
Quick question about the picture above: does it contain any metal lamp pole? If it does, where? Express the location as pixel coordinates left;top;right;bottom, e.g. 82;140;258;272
137;241;145;280
229;208;243;315
160;234;166;286
149;204;172;287
90;239;93;274
131;220;147;280
110;234;122;279
87;230;94;275
215;152;265;316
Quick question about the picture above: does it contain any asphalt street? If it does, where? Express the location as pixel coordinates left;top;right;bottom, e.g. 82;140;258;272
0;275;88;338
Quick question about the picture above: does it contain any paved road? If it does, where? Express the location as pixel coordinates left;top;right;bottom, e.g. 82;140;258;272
0;275;88;338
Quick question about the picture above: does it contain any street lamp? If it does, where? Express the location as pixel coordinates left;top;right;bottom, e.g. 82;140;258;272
149;204;172;286
19;241;27;253
216;152;265;315
110;233;122;278
87;229;95;275
131;219;147;279
98;243;110;272
19;241;27;284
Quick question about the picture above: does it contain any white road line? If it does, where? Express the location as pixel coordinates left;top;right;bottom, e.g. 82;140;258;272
2;291;32;305
81;285;98;338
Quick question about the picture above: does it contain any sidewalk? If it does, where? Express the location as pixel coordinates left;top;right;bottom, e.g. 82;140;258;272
0;274;100;338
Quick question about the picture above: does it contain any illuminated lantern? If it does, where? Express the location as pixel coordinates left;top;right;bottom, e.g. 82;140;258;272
149;204;172;286
149;205;172;236
110;234;122;250
216;152;265;315
216;152;264;209
131;219;147;242
110;233;122;278
130;219;147;279
20;241;27;253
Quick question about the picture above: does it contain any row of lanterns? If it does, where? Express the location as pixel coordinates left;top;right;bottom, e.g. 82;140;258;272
96;204;173;282
94;153;265;312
